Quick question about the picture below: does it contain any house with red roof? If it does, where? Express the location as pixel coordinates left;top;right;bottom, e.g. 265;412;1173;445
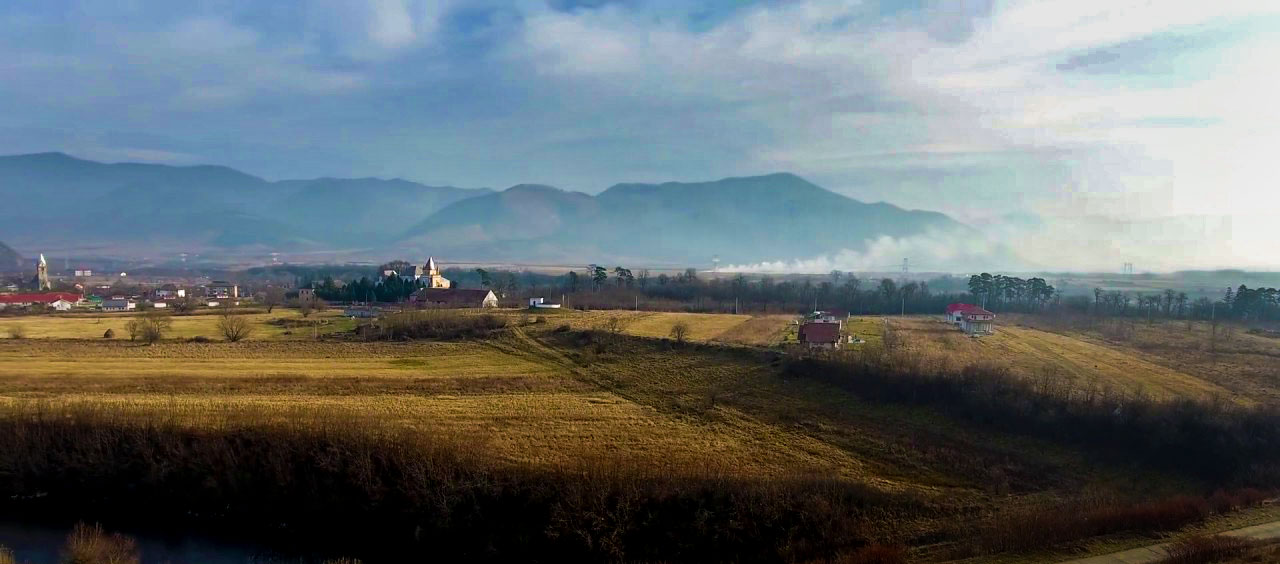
799;321;842;349
0;292;84;311
945;303;995;335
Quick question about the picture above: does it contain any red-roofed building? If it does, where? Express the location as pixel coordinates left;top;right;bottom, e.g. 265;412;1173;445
799;321;842;349
0;292;84;311
945;303;995;335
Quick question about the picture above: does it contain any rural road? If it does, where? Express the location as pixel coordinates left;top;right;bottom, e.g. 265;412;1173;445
1058;520;1280;563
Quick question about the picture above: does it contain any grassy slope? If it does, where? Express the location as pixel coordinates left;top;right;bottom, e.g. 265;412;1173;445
1007;315;1280;405
886;316;1235;402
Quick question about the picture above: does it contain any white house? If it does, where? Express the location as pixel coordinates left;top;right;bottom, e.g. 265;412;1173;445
50;299;75;311
528;297;562;309
101;299;136;312
945;303;995;335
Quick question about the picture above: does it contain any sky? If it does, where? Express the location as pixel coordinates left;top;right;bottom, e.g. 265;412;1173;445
2;0;1277;271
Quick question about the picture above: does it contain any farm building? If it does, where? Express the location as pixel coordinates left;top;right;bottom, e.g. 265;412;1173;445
945;303;995;335
528;297;561;309
0;292;83;310
152;284;185;299
206;281;239;299
410;288;498;308
799;321;842;349
101;299;136;312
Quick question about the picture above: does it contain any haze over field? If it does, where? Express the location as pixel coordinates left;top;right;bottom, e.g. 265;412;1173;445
1;0;1276;271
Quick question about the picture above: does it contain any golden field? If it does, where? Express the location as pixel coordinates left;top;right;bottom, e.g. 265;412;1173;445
3;308;1279;562
884;316;1239;402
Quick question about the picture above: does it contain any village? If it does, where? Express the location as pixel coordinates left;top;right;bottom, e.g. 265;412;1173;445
0;254;498;314
1;252;1004;347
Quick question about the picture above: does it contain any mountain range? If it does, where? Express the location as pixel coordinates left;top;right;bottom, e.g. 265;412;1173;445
0;241;21;272
0;152;970;265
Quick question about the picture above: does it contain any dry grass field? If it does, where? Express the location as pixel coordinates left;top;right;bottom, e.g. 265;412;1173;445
1006;315;1280;406
884;316;1238;402
526;309;791;345
1;310;355;340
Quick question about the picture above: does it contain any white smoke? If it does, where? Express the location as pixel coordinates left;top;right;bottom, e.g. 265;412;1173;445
721;213;1269;274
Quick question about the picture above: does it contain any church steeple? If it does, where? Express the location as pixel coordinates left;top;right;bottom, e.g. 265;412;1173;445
423;256;450;289
36;253;50;290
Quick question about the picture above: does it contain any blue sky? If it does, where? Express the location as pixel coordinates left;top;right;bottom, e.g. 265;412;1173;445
2;1;1277;269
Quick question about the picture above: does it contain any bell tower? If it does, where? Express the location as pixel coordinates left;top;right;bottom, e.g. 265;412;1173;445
424;257;450;289
36;254;51;290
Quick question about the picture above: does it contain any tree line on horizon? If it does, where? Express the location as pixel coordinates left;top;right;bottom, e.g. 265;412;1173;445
302;263;1279;323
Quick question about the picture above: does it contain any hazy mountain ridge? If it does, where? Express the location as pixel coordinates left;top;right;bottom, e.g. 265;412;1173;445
0;153;487;251
2;152;971;264
401;172;970;263
0;241;22;272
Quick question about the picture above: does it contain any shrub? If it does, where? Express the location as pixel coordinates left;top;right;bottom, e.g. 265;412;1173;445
553;324;571;333
62;522;139;564
188;336;211;343
835;543;908;564
368;310;507;341
6;325;24;340
102;329;115;339
0;404;917;562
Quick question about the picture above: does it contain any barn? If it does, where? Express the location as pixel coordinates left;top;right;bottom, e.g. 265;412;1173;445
410;288;499;308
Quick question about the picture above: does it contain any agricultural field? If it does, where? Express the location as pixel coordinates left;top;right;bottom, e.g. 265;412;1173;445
884;316;1239;402
1007;314;1280;406
0;308;1276;562
1;309;355;340
525;309;793;346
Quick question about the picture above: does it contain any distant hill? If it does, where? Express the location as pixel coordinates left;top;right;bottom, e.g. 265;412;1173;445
402;173;969;263
0;241;21;272
0;152;487;252
1;152;978;266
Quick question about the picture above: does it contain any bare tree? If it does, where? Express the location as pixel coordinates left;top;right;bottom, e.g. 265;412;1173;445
7;325;25;339
262;287;285;314
136;311;172;344
125;319;141;341
298;296;315;318
670;321;690;344
216;312;253;342
171;295;198;314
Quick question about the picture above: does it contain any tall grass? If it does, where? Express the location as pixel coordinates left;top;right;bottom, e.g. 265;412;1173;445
0;402;920;562
965;491;1271;554
62;523;139;564
1159;535;1260;564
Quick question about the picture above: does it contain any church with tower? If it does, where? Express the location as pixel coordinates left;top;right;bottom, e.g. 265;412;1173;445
392;257;450;288
34;253;50;290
